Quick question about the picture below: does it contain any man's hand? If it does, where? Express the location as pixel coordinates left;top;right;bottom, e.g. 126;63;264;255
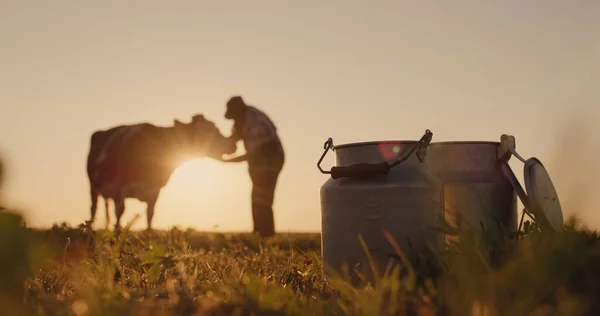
219;154;248;163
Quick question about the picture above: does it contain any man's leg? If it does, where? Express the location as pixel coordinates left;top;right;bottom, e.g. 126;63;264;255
248;141;284;238
249;169;279;238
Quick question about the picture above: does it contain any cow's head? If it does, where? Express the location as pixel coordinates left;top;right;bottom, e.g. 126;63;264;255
172;114;237;160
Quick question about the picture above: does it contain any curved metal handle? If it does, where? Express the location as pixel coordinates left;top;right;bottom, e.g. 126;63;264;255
416;129;433;163
317;137;334;174
317;129;433;179
391;129;433;168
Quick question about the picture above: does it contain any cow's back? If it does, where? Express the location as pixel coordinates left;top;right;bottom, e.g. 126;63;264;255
117;124;176;183
87;124;149;187
87;127;117;185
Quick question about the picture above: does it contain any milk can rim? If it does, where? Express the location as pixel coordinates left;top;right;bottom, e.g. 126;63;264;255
428;141;500;146
333;140;419;150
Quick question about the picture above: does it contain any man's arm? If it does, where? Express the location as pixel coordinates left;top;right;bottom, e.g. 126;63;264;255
229;125;243;142
221;116;271;163
221;153;248;163
219;125;247;162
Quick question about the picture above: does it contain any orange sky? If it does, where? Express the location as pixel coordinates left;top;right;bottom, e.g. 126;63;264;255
1;1;599;232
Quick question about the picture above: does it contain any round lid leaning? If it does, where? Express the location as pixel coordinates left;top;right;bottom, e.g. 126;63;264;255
524;158;565;232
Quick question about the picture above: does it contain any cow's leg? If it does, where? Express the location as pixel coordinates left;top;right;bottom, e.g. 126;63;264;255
114;197;125;232
145;190;160;230
90;187;98;224
104;198;110;230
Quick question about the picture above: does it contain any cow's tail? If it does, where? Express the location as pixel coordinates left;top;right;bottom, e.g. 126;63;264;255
87;131;105;223
87;131;106;185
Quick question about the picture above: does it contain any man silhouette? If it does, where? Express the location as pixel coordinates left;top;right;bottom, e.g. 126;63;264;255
220;96;284;238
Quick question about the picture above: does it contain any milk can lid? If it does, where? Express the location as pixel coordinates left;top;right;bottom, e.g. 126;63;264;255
523;158;564;232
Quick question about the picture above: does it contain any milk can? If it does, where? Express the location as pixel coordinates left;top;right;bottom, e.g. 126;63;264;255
426;141;519;238
317;130;445;281
426;135;564;240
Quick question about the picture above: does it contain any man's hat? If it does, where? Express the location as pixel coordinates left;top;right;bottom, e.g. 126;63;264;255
225;96;246;119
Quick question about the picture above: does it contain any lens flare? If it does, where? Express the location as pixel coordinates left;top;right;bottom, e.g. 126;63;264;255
377;142;402;160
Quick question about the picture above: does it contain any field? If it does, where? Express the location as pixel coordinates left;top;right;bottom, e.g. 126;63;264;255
2;209;600;316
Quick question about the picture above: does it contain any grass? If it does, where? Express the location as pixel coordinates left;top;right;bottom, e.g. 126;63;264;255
1;208;600;316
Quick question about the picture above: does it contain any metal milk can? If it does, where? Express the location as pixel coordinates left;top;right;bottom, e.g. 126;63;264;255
426;141;519;237
426;135;565;239
317;130;444;280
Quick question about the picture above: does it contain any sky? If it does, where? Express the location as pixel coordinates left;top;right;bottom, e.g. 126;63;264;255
1;1;599;232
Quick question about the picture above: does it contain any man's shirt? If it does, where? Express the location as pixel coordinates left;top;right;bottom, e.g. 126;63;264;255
231;106;280;154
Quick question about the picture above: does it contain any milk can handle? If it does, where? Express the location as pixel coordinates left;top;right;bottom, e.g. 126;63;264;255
317;129;433;179
317;137;335;174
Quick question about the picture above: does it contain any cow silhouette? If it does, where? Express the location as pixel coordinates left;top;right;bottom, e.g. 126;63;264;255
86;114;236;231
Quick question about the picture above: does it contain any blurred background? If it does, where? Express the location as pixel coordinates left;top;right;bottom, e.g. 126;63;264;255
0;1;598;231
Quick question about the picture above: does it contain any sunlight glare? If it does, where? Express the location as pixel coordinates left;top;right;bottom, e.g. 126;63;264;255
155;157;252;231
169;159;218;192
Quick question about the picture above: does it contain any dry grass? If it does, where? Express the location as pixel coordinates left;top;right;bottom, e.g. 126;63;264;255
1;208;600;316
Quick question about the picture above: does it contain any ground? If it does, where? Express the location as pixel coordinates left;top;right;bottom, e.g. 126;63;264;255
2;210;600;316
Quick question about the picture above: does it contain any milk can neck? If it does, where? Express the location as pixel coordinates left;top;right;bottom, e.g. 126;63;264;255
333;141;422;167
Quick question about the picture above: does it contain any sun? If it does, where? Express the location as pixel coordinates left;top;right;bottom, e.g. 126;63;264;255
169;158;219;191
155;156;251;230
